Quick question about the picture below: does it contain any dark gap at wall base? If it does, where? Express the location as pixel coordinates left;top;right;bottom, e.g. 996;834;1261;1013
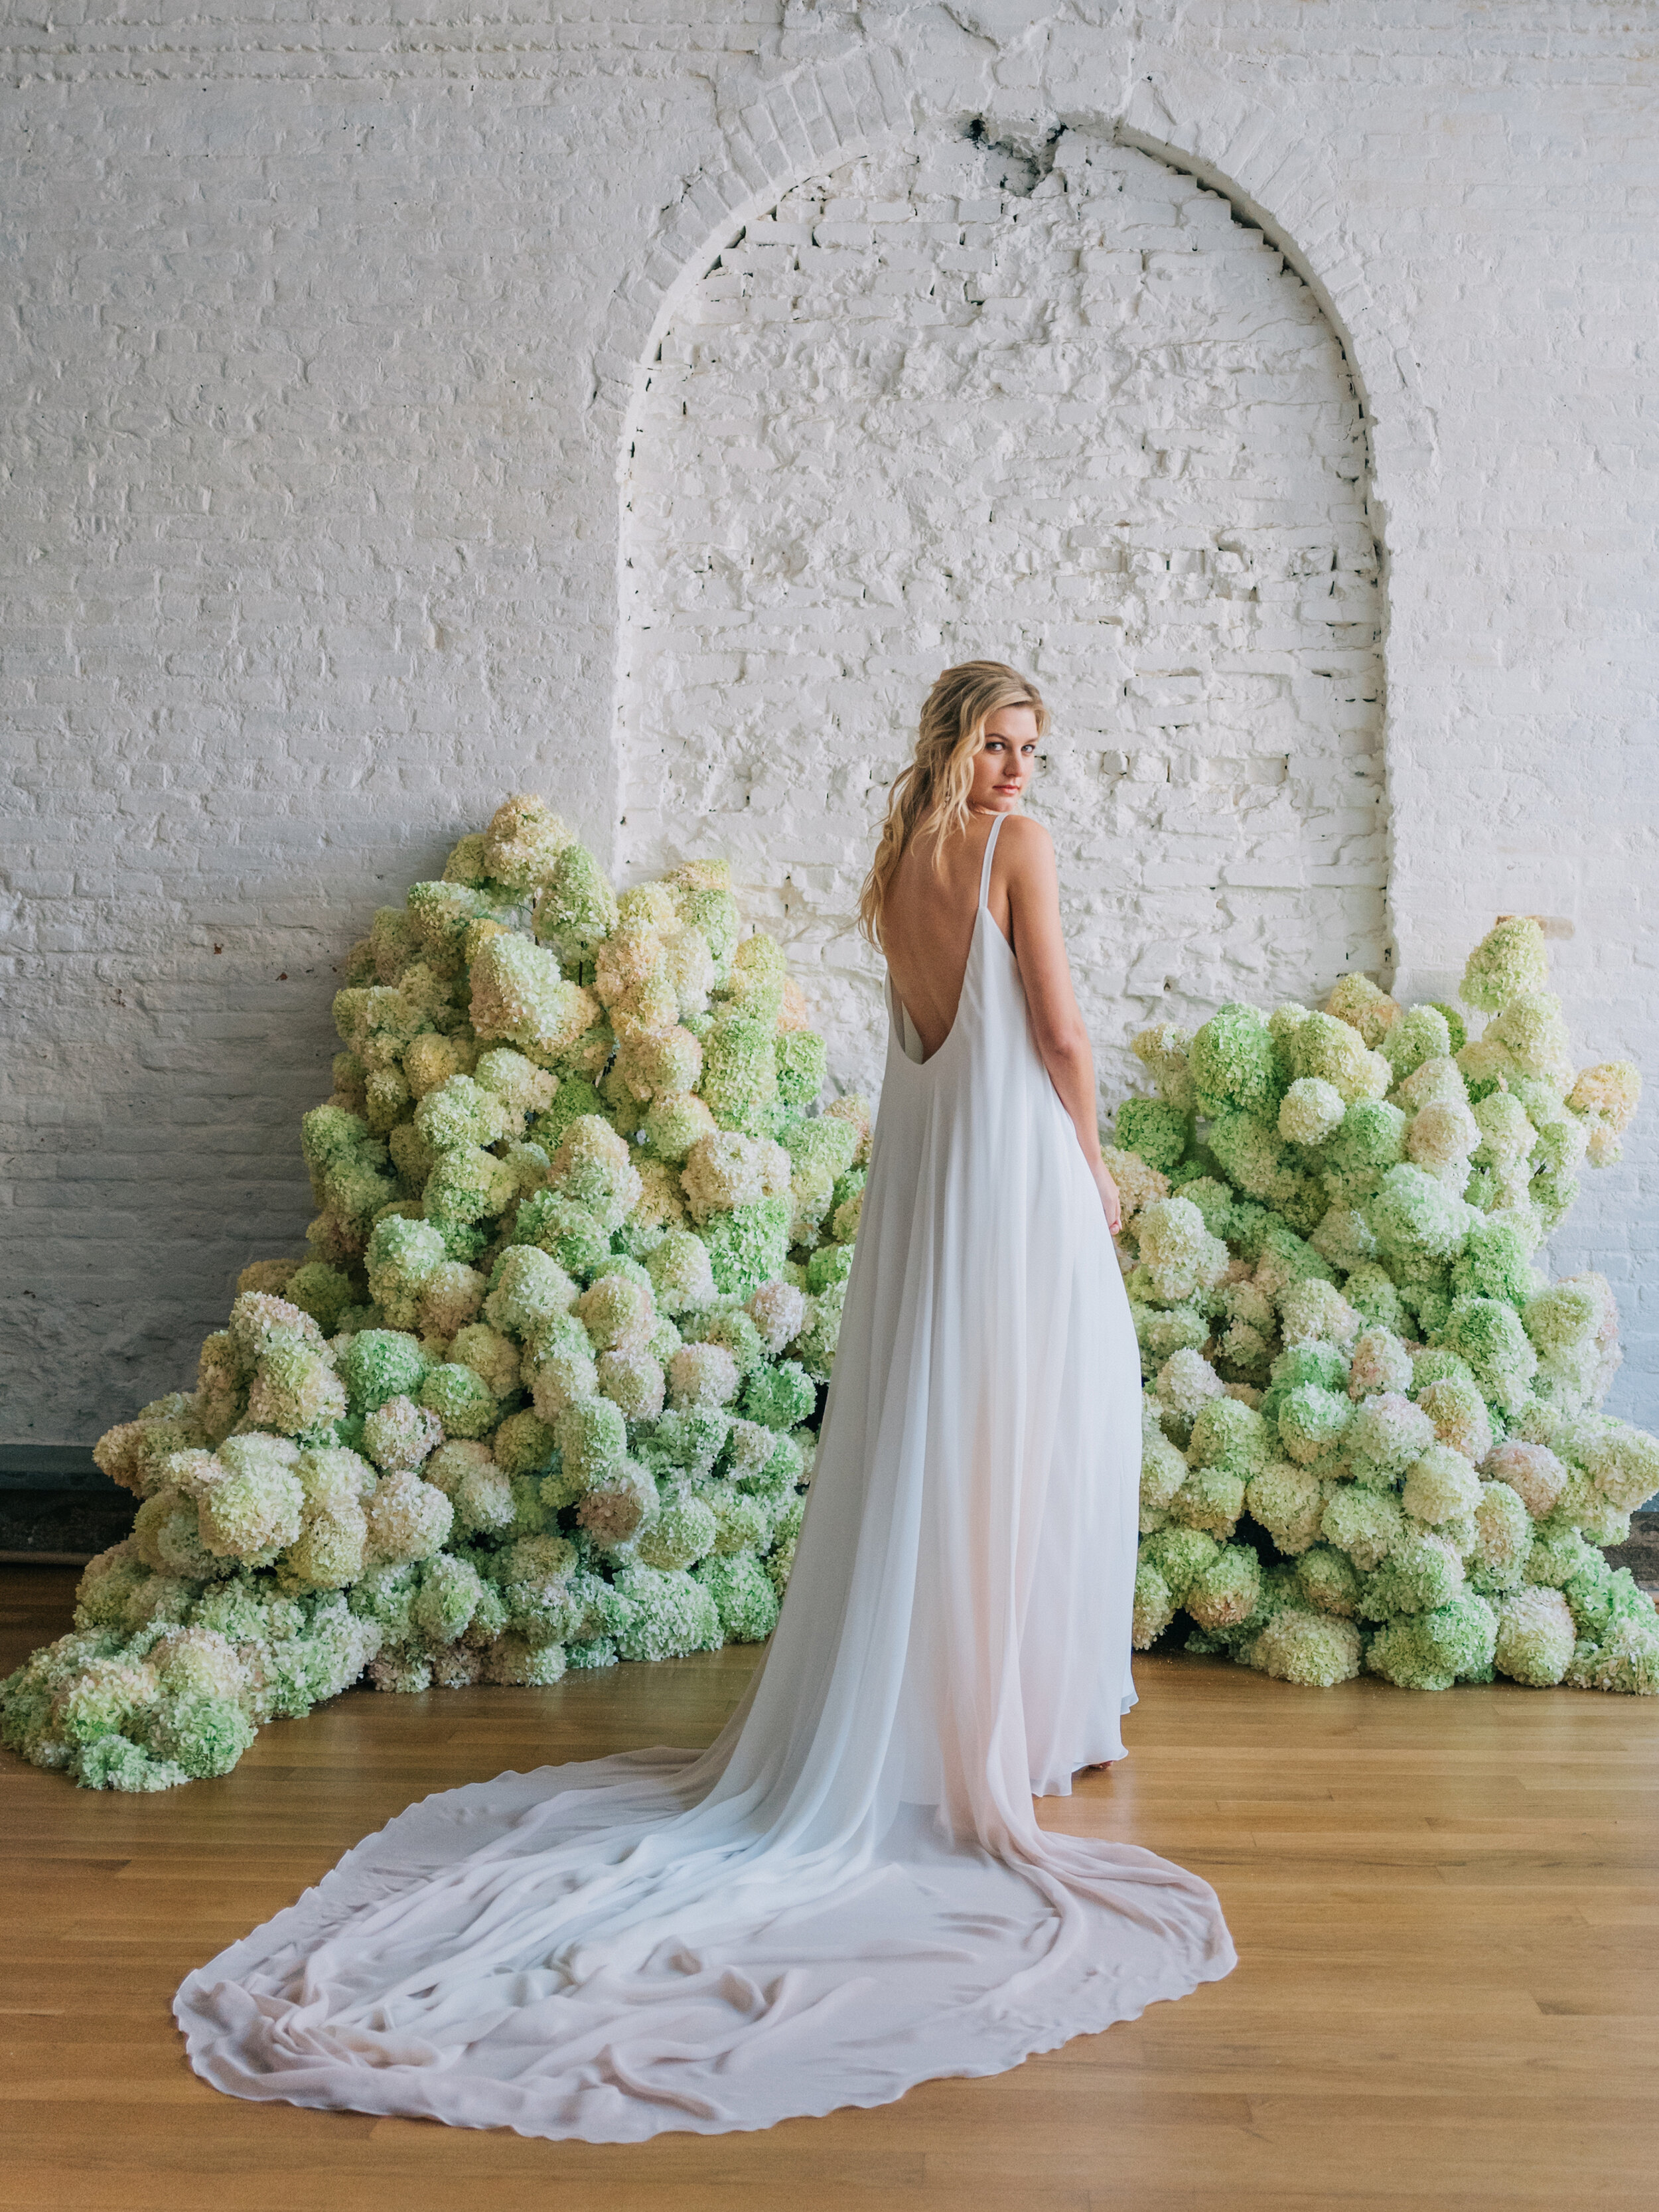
1612;1511;1659;1591
0;1446;135;1564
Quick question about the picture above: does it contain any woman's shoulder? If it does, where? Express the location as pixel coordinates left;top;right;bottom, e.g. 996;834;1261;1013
995;812;1053;865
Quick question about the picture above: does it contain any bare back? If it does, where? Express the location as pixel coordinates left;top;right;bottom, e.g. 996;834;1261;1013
880;808;1114;1232
883;811;1013;1063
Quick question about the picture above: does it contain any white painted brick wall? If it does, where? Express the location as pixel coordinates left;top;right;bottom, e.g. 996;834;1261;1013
1;3;1656;1443
620;132;1385;1117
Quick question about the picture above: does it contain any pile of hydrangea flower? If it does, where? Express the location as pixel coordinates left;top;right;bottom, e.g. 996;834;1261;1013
1110;917;1658;1696
7;831;1654;1797
1;798;868;1790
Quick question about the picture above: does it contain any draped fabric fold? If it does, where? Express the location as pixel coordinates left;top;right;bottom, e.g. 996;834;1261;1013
175;814;1236;2140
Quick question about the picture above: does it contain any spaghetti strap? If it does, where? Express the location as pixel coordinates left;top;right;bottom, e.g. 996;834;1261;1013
977;811;1006;910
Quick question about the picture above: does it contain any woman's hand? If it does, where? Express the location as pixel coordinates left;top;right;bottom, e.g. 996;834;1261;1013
1092;1158;1122;1236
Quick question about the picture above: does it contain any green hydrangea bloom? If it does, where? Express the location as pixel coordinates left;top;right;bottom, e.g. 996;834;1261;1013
597;1348;666;1423
1204;1108;1298;1207
1277;1074;1350;1147
405;876;498;957
1252;1609;1362;1686
422;1143;516;1227
1365;1163;1473;1264
693;1550;780;1643
358;1396;440;1475
532;842;618;965
576;1272;656;1356
1186;1396;1270;1479
1262;1342;1349;1410
1461;918;1551;1016
1450;1215;1538;1309
1522;1278;1611;1398
365;1215;447;1329
1368;1591;1496;1690
1114;1096;1192;1172
778;1112;858;1181
363;1471;453;1566
1131;1560;1176;1648
482;1246;576;1342
526;1074;606;1154
1139;1423;1189;1529
198;1447;306;1565
245;1339;346;1438
1579;1423;1659;1512
666;871;737;968
737;1359;814;1432
414;1074;514;1155
634;1228;710;1318
1275;1383;1352;1465
1153;1349;1225;1433
1136;1196;1228;1301
1321;1099;1407;1205
469;932;599;1067
75;1735;190;1792
1401;1444;1482;1526
283;1262;355;1338
807;1242;855;1295
576;1460;660;1548
1462;1479;1531;1597
1167;1467;1245;1539
636;1491;720;1572
514;1190;612;1279
1189;1003;1285;1122
644;1405;731;1481
687;1306;764;1378
553;1396;627;1491
1138;1525;1221;1610
439;1449;515;1540
1436;1293;1538;1412
1344;1392;1433;1479
701;1196;791;1299
1285;1010;1386;1102
1320;1484;1406;1571
1294;1543;1361;1617
1382;1003;1452;1082
699;1013;780;1136
1494;1585;1577;1685
1185;1544;1263;1630
1244;1461;1327;1554
1564;1615;1659;1696
141;1689;255;1779
1360;1533;1465;1619
480;794;574;893
609;1564;723;1662
1129;1021;1197;1113
548;1116;641;1230
417;1362;498;1440
774;1030;828;1112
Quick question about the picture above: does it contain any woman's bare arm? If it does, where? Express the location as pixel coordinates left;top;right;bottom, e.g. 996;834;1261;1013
997;817;1121;1232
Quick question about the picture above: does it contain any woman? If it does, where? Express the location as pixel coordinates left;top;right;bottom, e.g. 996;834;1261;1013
176;660;1236;2140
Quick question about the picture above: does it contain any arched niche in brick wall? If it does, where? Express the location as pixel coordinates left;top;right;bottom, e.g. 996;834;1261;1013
614;127;1386;1109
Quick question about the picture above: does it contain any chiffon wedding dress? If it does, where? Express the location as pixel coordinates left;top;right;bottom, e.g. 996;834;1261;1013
175;814;1236;2140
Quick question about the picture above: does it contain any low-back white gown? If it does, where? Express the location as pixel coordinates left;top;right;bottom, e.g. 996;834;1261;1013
175;815;1236;2140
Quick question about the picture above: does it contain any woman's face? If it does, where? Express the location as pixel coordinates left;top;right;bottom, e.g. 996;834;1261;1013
968;706;1041;813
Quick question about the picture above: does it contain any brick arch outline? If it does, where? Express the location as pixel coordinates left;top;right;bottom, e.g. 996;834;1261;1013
592;47;1432;493
592;40;1427;984
591;46;918;435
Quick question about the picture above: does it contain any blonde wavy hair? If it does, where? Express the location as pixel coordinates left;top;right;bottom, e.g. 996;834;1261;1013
857;660;1048;948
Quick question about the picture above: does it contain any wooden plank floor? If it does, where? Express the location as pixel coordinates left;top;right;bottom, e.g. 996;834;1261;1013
3;1565;1655;2212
